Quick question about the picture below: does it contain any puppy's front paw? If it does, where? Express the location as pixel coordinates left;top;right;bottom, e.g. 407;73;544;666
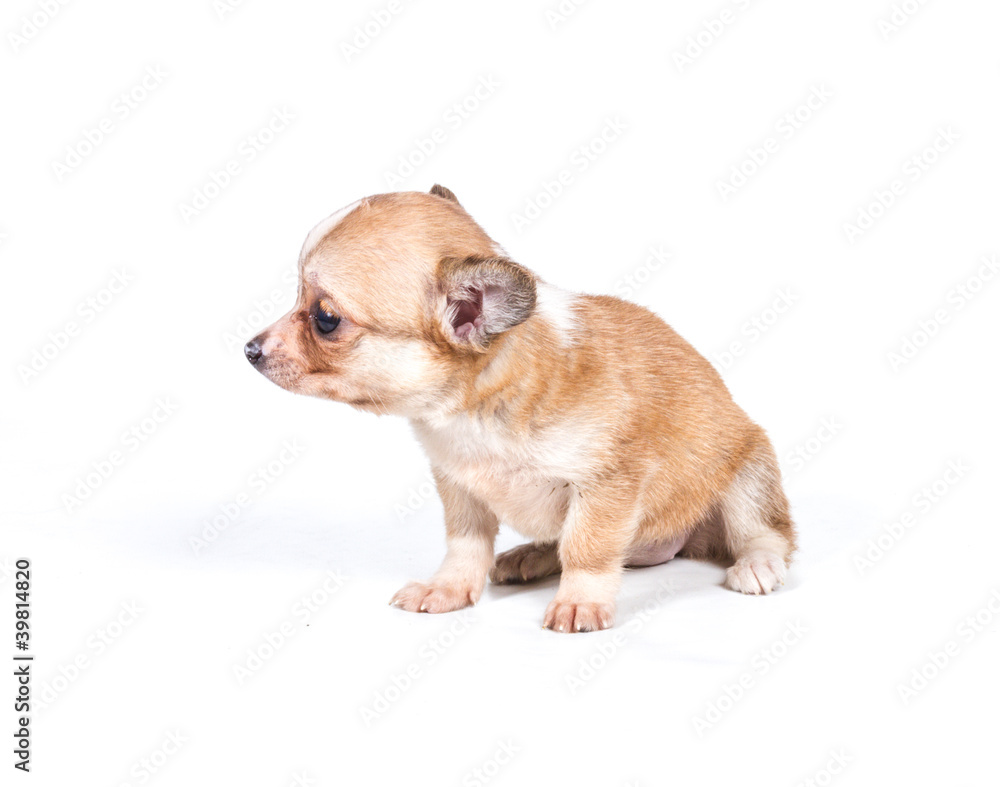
490;542;560;584
725;553;787;595
390;581;479;613
543;600;615;633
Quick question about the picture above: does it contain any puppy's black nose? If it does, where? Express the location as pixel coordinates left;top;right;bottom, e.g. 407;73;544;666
244;339;263;365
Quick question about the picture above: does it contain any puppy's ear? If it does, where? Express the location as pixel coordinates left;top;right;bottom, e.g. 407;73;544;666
438;256;536;351
430;184;460;204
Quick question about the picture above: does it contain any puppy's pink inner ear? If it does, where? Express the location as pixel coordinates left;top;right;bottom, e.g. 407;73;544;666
450;288;483;339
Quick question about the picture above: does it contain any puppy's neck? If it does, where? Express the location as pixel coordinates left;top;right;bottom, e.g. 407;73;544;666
418;284;580;433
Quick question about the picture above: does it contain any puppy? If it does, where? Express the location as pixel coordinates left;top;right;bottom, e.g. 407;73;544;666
246;185;795;632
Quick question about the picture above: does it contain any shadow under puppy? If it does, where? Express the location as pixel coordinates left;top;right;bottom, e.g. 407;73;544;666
245;185;796;632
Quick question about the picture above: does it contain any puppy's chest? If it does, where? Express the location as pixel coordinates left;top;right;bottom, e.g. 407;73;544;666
414;416;574;539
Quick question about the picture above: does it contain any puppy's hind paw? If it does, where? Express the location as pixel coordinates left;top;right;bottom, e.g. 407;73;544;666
389;581;479;614
725;553;787;595
490;541;561;584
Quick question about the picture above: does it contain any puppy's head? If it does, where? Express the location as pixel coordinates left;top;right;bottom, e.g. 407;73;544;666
245;186;536;417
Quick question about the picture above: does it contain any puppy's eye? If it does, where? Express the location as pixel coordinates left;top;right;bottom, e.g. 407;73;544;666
313;301;341;335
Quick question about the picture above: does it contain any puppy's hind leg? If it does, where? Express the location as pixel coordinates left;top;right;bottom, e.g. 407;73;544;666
720;445;796;595
490;541;560;584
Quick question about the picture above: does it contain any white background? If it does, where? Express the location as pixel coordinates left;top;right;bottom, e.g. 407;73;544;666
3;0;999;784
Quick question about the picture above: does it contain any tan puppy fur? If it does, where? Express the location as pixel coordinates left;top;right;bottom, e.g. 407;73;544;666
246;186;796;633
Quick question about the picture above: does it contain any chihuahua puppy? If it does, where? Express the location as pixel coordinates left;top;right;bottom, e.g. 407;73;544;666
246;186;795;632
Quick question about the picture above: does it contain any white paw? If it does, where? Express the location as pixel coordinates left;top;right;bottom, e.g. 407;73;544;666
725;553;787;595
543;600;616;633
389;581;479;613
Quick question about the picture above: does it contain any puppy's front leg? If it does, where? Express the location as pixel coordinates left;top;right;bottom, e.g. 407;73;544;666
390;473;498;614
544;481;638;633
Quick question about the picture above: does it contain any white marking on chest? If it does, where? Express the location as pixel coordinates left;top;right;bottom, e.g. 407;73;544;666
534;283;578;345
413;415;588;540
299;199;363;264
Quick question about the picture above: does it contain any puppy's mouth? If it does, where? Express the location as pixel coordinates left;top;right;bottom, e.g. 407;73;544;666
256;362;301;391
245;340;301;389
